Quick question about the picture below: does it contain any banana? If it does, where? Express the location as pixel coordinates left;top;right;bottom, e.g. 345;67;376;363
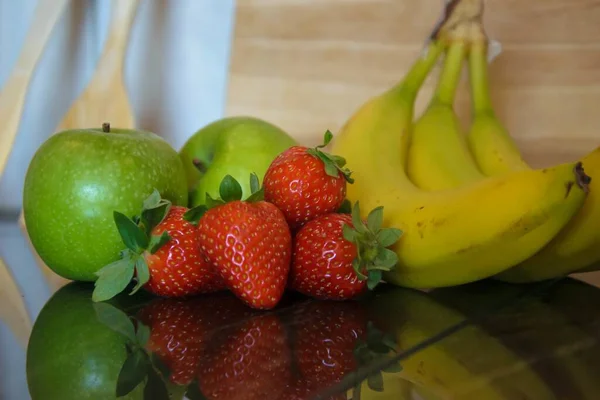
407;38;482;191
329;0;590;289
430;280;600;400
465;39;600;282
367;287;557;400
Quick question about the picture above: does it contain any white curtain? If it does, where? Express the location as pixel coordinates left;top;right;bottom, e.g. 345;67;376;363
0;0;235;212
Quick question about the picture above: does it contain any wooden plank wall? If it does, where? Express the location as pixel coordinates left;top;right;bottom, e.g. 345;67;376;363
226;0;600;168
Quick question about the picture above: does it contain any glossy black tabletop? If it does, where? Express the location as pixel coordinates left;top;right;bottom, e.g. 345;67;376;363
3;219;600;400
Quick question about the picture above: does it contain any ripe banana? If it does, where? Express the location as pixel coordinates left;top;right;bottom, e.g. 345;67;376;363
465;39;600;282
329;0;590;289
368;287;557;400
431;280;600;400
407;38;482;190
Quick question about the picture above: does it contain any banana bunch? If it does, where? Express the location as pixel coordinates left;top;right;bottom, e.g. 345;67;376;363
406;0;600;284
330;0;594;289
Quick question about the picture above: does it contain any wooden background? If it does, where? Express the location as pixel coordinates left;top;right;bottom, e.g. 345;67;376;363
225;0;600;168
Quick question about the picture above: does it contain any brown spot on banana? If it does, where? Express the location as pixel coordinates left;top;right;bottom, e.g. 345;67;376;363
573;162;591;194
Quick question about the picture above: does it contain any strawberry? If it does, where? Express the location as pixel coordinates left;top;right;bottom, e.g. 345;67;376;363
192;174;292;310
196;313;292;400
92;189;224;302
289;202;402;300
136;292;253;385
263;130;354;230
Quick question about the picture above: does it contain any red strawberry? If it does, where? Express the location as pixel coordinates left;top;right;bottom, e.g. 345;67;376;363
289;202;402;301
263;130;354;230
142;206;224;297
136;293;253;385
194;174;292;310
92;190;224;302
196;313;292;400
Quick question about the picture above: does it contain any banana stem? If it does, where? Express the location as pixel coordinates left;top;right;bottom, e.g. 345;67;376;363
396;41;446;100
468;42;494;114
433;42;466;106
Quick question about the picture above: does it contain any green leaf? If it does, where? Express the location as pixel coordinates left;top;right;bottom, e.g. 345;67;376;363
186;384;209;400
150;353;171;380
92;257;136;302
322;130;333;147
245;187;265;202
250;173;260;194
184;205;208;225
148;232;171;254
337;199;352;214
376;228;403;247
205;193;225;208
141;201;171;236
367;339;393;354
367;372;384;392
342;169;355;184
116;349;149;397
342;224;357;243
367;270;383;290
93;302;136;342
144;366;171;400
142;189;162;210
130;257;150;295
136;322;151;347
329;154;347;168
382;361;403;373
114;211;149;252
351;202;367;233
323;159;339;178
375;248;399;269
352;258;367;280
366;206;384;232
219;175;243;202
351;384;363;400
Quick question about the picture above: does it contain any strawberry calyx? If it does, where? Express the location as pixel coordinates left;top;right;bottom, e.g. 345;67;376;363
306;130;354;183
342;202;403;290
183;173;264;225
92;189;174;303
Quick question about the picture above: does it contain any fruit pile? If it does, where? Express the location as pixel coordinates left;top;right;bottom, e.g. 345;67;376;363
22;0;600;311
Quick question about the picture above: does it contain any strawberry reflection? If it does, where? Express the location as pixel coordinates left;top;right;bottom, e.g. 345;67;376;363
103;292;397;399
135;292;254;386
196;312;292;399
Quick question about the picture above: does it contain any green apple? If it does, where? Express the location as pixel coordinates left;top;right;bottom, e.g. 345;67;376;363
22;124;188;282
26;282;147;400
179;116;297;207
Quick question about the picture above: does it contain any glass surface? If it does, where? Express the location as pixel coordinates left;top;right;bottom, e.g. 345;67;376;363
2;217;600;400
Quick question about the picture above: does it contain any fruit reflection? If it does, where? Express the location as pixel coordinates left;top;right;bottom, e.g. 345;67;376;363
431;279;600;400
196;311;290;399
367;286;557;400
135;293;256;386
26;282;154;400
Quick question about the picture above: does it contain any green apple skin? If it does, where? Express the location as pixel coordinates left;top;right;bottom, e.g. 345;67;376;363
26;282;147;400
23;127;188;282
179;116;297;207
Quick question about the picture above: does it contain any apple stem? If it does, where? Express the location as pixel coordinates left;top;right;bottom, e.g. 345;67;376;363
102;122;111;133
192;159;207;174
